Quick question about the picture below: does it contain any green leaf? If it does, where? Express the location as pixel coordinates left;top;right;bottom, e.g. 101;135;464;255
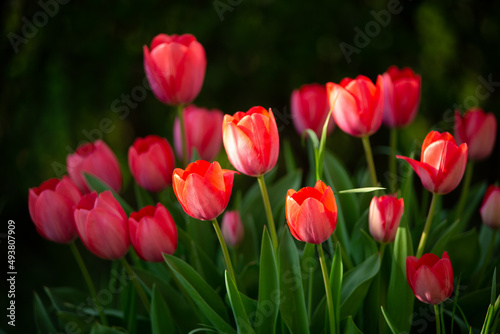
359;229;378;258
278;230;310;333
256;227;279;334
164;255;235;334
283;139;298;174
90;322;127;334
122;281;137;334
33;292;57;333
491;268;497;306
133;181;155;208
336;187;385;194
84;172;135;215
380;306;400;334
431;219;460;255
225;272;255;334
317;113;332;179
151;284;175;334
56;311;93;333
43;286;87;311
456;181;488;233
447;229;481;280
343;316;363;334
330;243;343;334
340;253;380;319
386;225;414;333
302;129;320;150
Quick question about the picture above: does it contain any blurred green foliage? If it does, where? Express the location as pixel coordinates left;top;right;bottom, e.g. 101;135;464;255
1;0;500;332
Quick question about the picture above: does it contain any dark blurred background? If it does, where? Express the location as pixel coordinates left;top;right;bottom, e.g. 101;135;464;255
1;0;500;332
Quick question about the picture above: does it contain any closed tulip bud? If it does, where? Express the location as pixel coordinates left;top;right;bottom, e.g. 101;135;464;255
221;210;244;247
480;185;500;229
286;180;337;244
406;252;454;305
67;140;122;194
326;75;384;137
174;105;223;162
28;177;81;244
222;106;279;177
397;131;468;194
369;194;404;243
291;83;334;138
172;160;237;221
129;204;178;262
382;65;421;128
143;33;206;106
74;191;130;260
128;135;175;192
454;108;497;161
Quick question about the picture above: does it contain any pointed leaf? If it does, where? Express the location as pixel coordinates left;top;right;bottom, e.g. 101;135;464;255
380;306;400;334
33;292;57;333
151;284;175;334
225;272;255;334
330;243;343;334
336;187;385;194
84;172;135;215
344;316;364;334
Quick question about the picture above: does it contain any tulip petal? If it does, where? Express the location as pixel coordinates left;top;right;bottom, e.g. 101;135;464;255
396;155;438;193
85;209;129;259
295;197;335;244
35;191;77;243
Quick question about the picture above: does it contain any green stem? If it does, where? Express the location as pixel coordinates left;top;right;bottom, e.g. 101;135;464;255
389;128;398;192
257;175;278;250
476;230;497;287
434;304;442;334
307;266;314;322
317;244;336;334
361;135;379;187
416;193;439;258
177;104;188;167
379;243;387;262
455;161;474;223
212;218;238;288
332;233;353;270
69;242;108;325
120;257;151;314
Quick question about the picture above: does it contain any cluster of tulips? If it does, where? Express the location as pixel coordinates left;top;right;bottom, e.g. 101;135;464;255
29;33;499;333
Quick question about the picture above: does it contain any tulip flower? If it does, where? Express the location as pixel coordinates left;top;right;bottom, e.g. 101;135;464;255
382;66;421;128
397;131;468;195
221;210;245;247
285;180;337;244
172;160;237;221
67;140;122;194
454;108;497;161
222;106;279;177
143;33;206;106
326;75;384;137
173;105;224;162
480;185;500;229
129;204;178;262
406;252;454;305
74;191;130;260
28;177;81;244
128;135;175;192
291;83;334;138
369;194;404;243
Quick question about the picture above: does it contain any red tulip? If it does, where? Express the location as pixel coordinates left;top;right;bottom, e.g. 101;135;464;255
382;65;421;128
74;191;130;260
369;194;404;243
326;75;384;137
28;177;81;244
222;106;279;177
67;140;122;194
143;33;206;106
397;131;468;194
291;83;334;138
406;252;454;305
172;160;237;221
285;180;337;244
128;135;175;192
454;108;497;161
129;204;178;262
174;105;223;162
221;210;245;247
480;185;500;229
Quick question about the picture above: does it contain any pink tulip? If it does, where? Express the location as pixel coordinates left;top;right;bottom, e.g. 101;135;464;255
326;75;384;137
74;191;130;260
144;33;206;106
221;210;245;247
397;131;468;194
28;177;81;244
222;106;279;177
369;194;404;243
291;83;334;138
173;105;223;162
67;140;122;194
382;65;421;128
129;204;178;262
128;135;175;192
406;252;454;305
480;185;500;229
454;108;497;161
